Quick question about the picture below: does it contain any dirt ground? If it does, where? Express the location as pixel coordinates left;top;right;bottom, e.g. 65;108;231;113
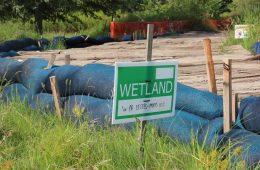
12;31;260;98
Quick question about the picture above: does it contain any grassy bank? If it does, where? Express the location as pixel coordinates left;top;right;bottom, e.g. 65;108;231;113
0;101;256;169
223;0;260;53
0;13;110;42
223;24;260;54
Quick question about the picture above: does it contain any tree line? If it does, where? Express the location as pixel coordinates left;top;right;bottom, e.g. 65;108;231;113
0;0;235;34
0;0;144;34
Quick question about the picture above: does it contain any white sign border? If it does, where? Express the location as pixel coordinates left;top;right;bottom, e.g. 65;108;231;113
112;60;178;124
235;24;249;39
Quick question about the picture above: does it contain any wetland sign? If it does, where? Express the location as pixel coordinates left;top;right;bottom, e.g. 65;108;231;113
112;61;178;124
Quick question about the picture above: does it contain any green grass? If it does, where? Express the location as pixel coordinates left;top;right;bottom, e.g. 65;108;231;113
0;100;258;169
0;21;38;42
117;0;224;22
0;0;228;43
0;13;110;43
222;0;260;53
222;24;260;54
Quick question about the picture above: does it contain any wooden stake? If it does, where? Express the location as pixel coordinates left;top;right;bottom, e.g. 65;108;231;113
133;31;137;41
46;54;56;69
232;93;238;123
203;38;217;94
65;54;71;65
223;59;232;133
146;24;154;61
50;76;62;119
140;24;154;154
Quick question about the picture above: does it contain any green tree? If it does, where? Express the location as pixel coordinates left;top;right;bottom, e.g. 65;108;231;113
0;0;144;34
93;0;145;21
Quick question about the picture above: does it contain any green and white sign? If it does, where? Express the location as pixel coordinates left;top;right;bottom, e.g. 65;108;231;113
112;61;178;124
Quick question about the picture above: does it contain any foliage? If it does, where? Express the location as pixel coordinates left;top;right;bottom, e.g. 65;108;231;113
223;0;260;53
223;25;260;54
227;0;260;24
0;0;234;39
0;0;144;34
117;0;233;22
0;21;38;42
0;13;110;43
0;101;259;169
206;0;233;19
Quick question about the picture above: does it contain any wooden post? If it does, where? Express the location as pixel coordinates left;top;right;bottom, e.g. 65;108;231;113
50;76;62;119
46;54;56;69
143;30;146;39
146;24;154;61
133;31;138;41
223;59;232;133
140;24;154;154
203;38;217;94
65;54;71;65
232;93;238;123
137;30;140;40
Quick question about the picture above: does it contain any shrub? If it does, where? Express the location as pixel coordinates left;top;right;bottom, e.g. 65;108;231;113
223;0;260;53
117;0;230;22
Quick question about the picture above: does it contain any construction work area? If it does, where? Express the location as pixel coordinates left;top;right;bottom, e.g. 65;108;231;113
13;31;260;97
1;29;260;168
1;0;260;169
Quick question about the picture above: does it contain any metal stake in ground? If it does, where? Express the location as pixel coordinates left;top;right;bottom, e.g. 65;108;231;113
139;24;154;154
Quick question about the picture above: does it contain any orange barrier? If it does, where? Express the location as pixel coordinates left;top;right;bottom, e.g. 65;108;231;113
204;19;232;30
110;21;193;38
110;19;232;38
216;19;232;30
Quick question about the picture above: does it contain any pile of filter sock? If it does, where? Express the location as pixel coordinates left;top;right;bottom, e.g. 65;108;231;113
0;58;259;167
